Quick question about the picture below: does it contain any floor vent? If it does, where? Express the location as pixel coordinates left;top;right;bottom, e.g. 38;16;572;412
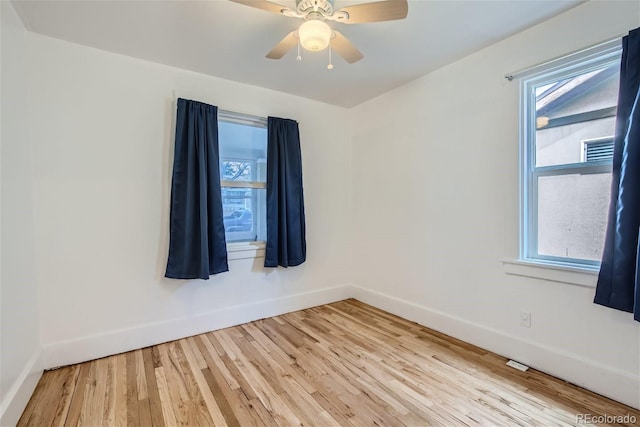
506;359;530;372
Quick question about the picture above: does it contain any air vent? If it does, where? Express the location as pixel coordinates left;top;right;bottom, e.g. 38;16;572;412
583;138;614;162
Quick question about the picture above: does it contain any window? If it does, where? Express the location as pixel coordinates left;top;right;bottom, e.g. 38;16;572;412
520;42;621;269
218;111;267;244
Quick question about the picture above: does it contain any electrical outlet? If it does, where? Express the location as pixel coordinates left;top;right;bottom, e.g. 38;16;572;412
520;311;531;328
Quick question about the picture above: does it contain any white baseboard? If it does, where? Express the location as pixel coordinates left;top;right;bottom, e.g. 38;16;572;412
0;348;44;427
348;284;640;410
43;284;352;369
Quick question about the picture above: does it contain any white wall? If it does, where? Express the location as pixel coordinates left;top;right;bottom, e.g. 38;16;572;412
0;2;42;425
4;1;640;422
348;0;640;408
26;33;352;369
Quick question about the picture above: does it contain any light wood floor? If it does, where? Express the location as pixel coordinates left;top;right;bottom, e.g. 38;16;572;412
19;299;639;426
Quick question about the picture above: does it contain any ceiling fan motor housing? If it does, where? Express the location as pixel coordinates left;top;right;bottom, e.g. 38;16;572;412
296;0;335;16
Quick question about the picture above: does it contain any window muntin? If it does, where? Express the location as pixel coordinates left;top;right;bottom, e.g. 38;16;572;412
218;115;267;244
521;48;621;268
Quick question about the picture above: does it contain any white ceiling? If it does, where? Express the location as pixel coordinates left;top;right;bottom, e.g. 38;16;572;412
13;0;583;107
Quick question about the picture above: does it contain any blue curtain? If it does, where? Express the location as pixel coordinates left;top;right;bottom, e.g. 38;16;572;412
594;27;640;321
265;117;307;268
165;99;228;279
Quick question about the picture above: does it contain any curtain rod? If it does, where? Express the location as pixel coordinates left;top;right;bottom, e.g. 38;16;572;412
504;37;622;81
172;91;267;126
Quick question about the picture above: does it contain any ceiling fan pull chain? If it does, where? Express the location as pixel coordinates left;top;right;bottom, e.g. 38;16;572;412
297;38;302;62
328;46;334;70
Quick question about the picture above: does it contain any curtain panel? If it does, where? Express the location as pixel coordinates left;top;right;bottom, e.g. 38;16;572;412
265;117;307;268
165;99;228;279
594;27;640;321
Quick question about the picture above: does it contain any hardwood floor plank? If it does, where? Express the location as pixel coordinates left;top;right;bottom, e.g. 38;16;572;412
134;349;147;401
156;342;193;426
213;331;283;413
125;351;139;427
201;367;241;427
51;365;81;427
245;397;280;427
159;342;204;426
196;335;268;427
249;339;316;395
241;322;295;365
101;356;116;426
62;362;91;427
205;334;255;398
17;366;76;427
136;398;152;427
309;390;353;426
197;333;241;391
154;366;177;427
253;319;302;361
336;386;405;427
19;300;640;426
228;389;267;427
277;370;340;426
142;347;165;427
113;354;128;427
151;346;162;369
179;340;228;427
182;337;207;370
175;340;217;427
227;332;286;395
79;358;107;427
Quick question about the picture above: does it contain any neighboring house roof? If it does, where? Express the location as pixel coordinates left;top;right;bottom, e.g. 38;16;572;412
536;64;618;116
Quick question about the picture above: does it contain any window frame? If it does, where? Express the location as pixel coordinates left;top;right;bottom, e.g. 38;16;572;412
519;42;621;270
218;110;268;253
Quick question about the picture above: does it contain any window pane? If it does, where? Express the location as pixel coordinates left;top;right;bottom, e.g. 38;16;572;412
218;115;268;244
536;117;616;167
219;121;267;182
221;160;253;182
537;172;611;261
221;187;266;243
534;64;619;167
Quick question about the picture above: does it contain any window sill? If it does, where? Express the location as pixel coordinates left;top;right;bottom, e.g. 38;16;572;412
227;242;265;261
502;259;598;288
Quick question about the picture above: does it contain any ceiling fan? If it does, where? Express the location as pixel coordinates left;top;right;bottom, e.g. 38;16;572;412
229;0;408;66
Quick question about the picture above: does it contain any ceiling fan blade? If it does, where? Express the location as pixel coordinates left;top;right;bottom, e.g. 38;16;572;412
229;0;292;15
336;0;408;24
266;31;298;59
331;31;363;64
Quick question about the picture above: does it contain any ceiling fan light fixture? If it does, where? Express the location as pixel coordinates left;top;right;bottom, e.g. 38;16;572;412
298;20;332;52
